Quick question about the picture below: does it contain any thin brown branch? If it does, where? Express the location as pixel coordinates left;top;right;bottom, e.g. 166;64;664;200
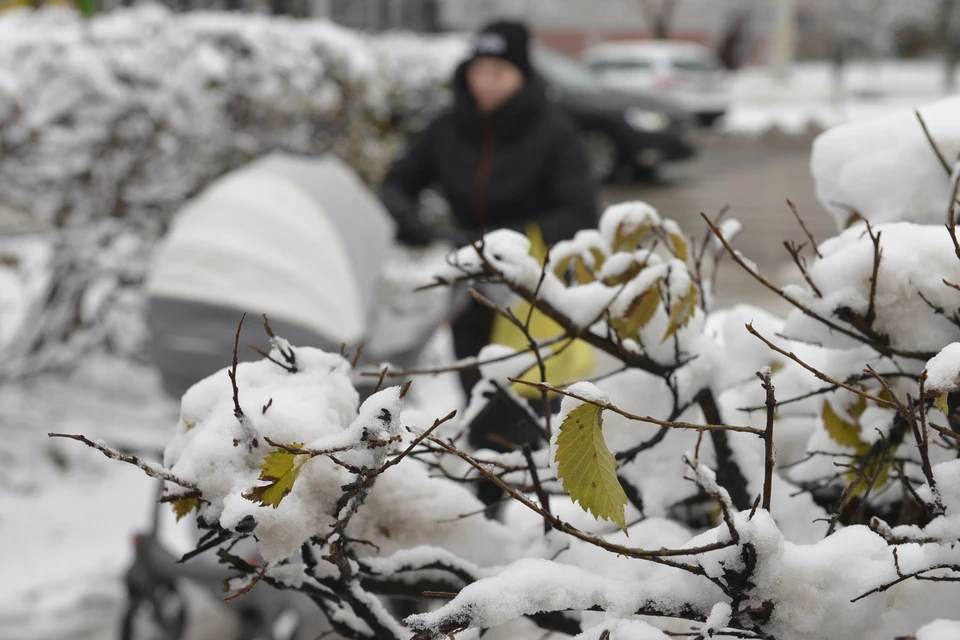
230;312;248;421
377;410;458;475
225;564;268;601
930;421;960;443
522;443;553;534
865;367;943;515
263;314;297;372
426;435;735;583
864;221;883;327
47;433;197;490
787;198;822;259
509;378;764;436
784;240;823;298
915;109;952;176
746;324;896;409
756;369;776;512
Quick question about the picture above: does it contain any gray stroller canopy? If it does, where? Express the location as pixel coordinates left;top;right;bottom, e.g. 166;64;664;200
146;152;397;398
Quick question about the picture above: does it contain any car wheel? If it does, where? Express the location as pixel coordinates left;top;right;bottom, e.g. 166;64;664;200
579;130;619;183
120;582;187;640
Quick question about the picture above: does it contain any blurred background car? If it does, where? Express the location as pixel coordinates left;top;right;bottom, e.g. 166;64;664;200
582;40;730;127
532;44;696;182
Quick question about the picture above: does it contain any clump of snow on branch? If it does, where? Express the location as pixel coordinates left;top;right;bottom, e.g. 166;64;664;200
925;343;960;392
811;95;960;229
782;222;960;355
164;346;532;568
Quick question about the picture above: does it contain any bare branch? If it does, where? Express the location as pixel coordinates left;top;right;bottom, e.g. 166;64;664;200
787;198;822;259
746;323;896;409
756;369;776;512
915;109;952;176
47;433;197;490
509;378;765;436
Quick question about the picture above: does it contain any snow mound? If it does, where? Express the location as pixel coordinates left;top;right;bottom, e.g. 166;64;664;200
811;95;960;229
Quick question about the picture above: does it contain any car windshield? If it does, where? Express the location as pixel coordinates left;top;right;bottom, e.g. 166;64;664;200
671;57;719;73
532;46;603;92
588;58;654;73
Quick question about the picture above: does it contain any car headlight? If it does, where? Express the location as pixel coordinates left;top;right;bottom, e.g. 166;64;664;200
624;107;671;132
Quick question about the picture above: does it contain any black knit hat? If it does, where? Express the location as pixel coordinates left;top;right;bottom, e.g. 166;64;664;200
470;20;533;77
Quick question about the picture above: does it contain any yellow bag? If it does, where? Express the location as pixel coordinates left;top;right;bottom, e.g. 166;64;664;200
489;223;596;399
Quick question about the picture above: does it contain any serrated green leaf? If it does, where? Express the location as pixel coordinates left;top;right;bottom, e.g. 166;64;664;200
935;392;949;414
554;403;627;531
171;497;200;522
613;287;661;339
822;400;863;448
244;444;308;509
670;232;689;261
661;283;699;342
613;222;653;253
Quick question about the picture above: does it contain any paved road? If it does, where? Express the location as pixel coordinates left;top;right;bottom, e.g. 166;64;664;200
602;133;838;316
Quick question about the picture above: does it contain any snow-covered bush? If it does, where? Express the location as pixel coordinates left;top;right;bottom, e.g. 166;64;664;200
0;6;463;378
57;170;960;638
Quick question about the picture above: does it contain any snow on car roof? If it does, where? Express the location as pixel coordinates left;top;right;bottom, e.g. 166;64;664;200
582;40;713;61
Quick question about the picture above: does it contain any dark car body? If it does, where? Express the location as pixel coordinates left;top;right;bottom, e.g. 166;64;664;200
532;45;696;179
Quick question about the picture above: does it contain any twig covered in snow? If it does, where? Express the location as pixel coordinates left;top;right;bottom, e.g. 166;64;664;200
47;433;197;491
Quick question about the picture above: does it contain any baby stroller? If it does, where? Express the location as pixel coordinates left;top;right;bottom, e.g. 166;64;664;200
131;153;448;638
145;151;442;400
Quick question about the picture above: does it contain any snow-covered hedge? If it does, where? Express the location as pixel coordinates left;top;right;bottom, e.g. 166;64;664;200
58;185;960;638
0;6;465;377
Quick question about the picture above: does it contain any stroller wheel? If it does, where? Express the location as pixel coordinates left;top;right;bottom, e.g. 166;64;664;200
120;581;188;640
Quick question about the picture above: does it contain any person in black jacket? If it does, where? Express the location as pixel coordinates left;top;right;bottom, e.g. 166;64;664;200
380;20;598;481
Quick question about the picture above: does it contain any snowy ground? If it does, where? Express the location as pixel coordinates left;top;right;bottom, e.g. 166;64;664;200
724;59;960;135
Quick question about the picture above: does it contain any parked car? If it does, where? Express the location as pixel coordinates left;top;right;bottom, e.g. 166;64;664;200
531;45;696;182
581;40;730;127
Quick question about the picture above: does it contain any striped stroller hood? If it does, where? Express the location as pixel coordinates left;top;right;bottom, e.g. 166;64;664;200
146;152;395;347
145;152;396;398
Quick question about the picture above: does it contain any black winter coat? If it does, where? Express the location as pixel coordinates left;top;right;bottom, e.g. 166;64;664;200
380;62;598;248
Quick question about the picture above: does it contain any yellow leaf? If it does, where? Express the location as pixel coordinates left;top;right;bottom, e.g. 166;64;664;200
171;497;200;522
935;392;949;414
554;403;627;531
613;222;653;253
553;254;575;279
661;283;699;342
554;254;595;284
573;256;595;284
588;247;607;271
670;232;689;261
244;444;308;509
603;259;643;286
822;400;863;448
844;212;864;229
613;287;661;339
770;361;785;374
